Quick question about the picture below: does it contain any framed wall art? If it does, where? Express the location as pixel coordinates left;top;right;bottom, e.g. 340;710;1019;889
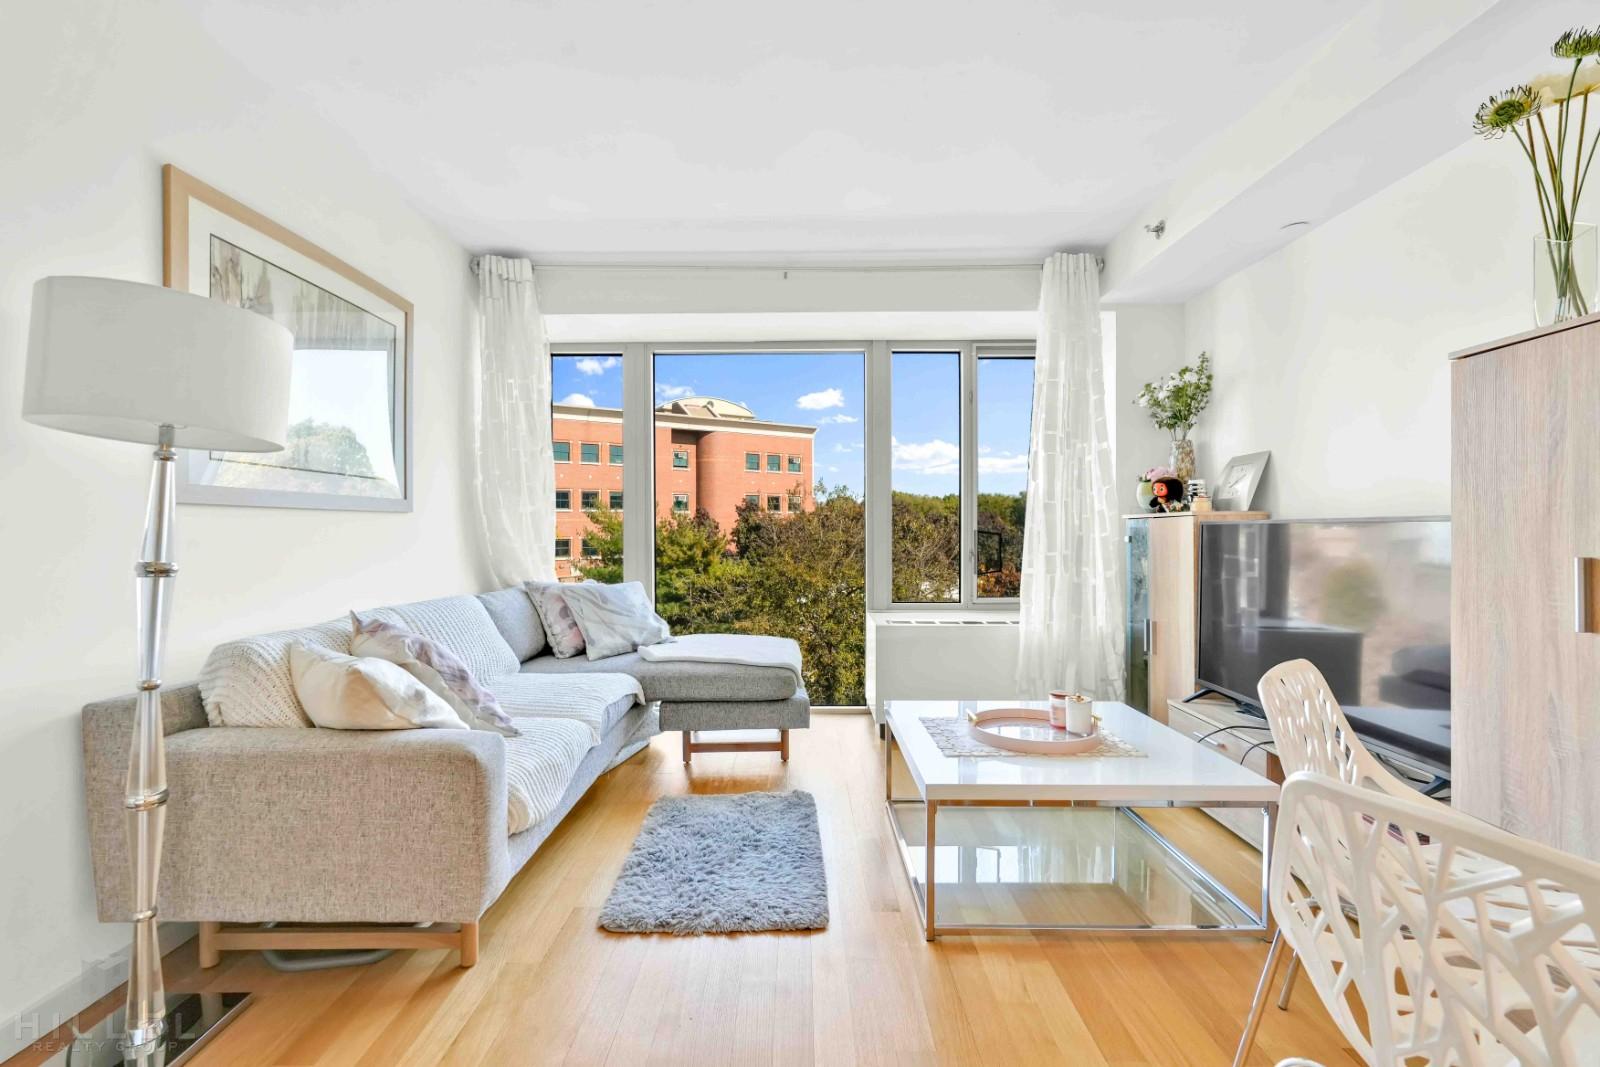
162;164;413;511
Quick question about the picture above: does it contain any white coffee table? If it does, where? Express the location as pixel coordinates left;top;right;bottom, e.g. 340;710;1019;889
883;699;1279;941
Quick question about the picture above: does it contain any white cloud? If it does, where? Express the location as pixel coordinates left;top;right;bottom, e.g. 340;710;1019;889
796;387;845;410
558;392;596;407
816;413;858;425
833;441;862;453
892;437;959;476
573;356;618;376
656;382;693;402
979;452;1028;475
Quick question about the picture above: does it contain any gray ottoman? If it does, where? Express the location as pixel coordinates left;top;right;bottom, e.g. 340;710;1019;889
658;689;810;764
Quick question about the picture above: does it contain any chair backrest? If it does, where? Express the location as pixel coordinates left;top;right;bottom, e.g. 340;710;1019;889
1274;773;1600;1067
1257;659;1408;795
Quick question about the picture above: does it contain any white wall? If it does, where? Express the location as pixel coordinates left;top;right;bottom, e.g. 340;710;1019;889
1183;136;1540;518
0;1;485;1048
1111;306;1187;507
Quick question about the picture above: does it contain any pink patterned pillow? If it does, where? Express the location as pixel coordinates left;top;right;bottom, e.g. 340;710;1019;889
523;581;589;659
349;613;519;736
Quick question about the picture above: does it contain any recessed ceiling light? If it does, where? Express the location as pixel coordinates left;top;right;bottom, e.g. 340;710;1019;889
1281;220;1311;230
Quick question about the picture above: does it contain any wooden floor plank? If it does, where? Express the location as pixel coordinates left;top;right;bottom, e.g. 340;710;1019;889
10;715;1359;1067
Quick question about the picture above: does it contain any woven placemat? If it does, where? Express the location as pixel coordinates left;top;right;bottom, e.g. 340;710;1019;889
918;715;1146;758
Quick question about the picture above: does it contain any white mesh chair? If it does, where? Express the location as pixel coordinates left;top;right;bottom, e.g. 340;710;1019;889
1250;773;1600;1066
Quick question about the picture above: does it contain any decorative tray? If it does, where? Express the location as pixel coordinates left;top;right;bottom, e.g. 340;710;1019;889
965;706;1102;754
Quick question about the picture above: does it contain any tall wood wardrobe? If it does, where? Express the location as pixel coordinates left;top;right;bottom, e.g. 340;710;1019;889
1452;316;1600;859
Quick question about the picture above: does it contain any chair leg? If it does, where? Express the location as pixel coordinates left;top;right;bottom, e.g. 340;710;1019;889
1232;928;1288;1067
1277;951;1300;1011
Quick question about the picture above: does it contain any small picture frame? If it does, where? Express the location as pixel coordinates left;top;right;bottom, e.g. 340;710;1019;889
1213;451;1270;511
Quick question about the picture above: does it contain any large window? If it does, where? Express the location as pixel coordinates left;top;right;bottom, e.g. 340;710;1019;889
551;352;624;583
890;351;961;603
976;350;1035;598
651;349;867;706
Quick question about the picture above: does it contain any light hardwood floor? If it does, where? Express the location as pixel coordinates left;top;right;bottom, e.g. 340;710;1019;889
13;714;1358;1066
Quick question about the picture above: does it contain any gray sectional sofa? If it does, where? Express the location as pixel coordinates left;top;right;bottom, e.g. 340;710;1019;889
81;585;807;968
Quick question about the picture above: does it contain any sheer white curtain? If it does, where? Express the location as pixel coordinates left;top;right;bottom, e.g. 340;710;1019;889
1016;253;1124;699
473;255;555;586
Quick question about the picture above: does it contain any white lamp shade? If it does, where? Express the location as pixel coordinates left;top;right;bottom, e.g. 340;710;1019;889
23;276;293;452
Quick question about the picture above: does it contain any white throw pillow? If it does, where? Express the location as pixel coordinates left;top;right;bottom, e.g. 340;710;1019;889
287;642;469;731
524;580;591;658
560;581;672;660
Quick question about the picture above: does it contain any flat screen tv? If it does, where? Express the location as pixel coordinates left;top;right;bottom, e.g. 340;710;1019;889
1196;518;1451;777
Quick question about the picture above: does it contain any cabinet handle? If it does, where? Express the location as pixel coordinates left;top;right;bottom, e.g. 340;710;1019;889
1144;618;1154;655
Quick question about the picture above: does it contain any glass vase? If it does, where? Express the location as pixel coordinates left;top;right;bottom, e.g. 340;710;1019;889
1169;438;1196;485
1535;223;1597;327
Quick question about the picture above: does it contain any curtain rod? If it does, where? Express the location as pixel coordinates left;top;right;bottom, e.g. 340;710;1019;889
471;257;1103;275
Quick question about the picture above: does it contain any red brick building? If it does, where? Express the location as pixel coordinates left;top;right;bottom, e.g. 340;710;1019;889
552;397;817;579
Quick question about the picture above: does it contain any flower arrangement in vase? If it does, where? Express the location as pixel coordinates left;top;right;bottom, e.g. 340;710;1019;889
1473;26;1600;325
1135;352;1212;484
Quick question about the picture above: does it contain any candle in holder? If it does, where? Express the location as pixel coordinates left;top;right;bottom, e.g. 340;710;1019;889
1048;690;1068;728
1065;694;1094;735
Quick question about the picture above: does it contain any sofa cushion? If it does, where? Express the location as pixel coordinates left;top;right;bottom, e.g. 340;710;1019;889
351;612;519;736
523;581;589;659
476;586;547;661
485;672;643;743
659;690;811;732
560;581;671;659
287;641;469;731
519;650;797;704
380;595;521;681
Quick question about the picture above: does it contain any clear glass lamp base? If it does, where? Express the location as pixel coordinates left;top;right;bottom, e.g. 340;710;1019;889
34;992;251;1066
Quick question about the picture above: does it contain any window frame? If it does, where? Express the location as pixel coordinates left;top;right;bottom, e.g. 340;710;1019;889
672;492;689;513
744;452;759;471
608;443;624;465
766;494;782;513
788;455;802;473
766;453;780;472
554;537;571;560
550;338;1049;616
553;440;571;464
581;489;600;511
672;448;690;469
580;442;601;465
609;490;624;511
555;488;571;511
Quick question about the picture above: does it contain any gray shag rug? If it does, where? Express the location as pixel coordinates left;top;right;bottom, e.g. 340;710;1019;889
599;790;829;934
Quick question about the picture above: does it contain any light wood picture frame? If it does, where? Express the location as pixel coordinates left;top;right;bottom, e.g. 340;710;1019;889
163;164;414;511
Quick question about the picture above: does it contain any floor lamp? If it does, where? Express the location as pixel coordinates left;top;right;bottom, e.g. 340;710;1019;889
23;276;292;1065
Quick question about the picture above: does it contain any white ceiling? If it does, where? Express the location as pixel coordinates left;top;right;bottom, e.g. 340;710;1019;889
176;0;1352;263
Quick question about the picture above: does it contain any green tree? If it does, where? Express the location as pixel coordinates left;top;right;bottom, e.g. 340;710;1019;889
890;491;959;602
283;417;375;477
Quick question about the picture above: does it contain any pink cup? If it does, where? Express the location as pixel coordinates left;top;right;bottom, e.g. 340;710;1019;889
1048;690;1068;729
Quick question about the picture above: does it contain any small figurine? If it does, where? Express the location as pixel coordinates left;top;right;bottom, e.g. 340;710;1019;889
1149;476;1187;512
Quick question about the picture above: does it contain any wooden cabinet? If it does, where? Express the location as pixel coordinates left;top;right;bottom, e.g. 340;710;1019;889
1452;319;1600;858
1124;511;1267;722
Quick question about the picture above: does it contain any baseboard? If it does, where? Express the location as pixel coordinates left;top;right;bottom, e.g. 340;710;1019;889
0;921;195;1063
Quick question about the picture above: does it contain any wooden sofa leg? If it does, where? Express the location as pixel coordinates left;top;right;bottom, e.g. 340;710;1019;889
682;730;692;765
460;921;479;968
780;729;790;762
198;921;221;969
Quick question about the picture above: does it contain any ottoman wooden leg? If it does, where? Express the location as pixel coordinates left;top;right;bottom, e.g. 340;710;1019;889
780;729;790;762
682;730;692;765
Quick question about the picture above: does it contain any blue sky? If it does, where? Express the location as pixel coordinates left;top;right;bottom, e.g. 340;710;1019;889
552;351;1032;496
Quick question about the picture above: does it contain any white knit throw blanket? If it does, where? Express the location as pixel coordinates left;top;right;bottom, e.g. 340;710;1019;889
636;633;802;683
485;672;644;745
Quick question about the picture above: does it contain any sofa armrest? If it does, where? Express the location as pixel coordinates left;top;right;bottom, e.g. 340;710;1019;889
86;723;509;925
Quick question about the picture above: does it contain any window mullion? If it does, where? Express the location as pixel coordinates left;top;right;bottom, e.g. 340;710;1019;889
959;343;978;607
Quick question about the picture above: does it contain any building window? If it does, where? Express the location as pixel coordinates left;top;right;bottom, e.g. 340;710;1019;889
766;495;781;512
788;455;802;473
553;441;571;463
580;442;600;465
609;490;624;510
581;489;600;510
672;493;690;513
555;489;571;511
609;443;624;465
766;453;780;472
554;538;571;559
789;493;803;512
582;538;597;558
745;452;759;471
744;493;759;508
673;449;690;469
